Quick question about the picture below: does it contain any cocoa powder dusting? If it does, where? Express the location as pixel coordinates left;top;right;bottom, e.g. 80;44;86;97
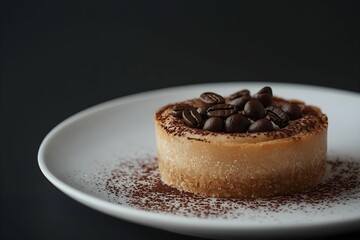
156;96;327;140
102;156;360;219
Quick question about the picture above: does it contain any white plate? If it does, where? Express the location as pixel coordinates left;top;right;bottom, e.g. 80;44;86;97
38;82;360;239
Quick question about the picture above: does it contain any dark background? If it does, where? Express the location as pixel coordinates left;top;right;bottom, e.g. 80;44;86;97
1;0;359;239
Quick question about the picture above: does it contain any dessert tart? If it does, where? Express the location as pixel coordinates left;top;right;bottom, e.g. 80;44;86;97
155;87;328;199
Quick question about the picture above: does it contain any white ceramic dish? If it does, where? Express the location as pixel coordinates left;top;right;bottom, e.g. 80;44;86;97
38;83;360;239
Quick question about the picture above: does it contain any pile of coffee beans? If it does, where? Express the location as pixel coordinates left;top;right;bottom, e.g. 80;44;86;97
171;87;302;133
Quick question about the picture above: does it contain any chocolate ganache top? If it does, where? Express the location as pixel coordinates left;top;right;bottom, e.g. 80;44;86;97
155;87;328;143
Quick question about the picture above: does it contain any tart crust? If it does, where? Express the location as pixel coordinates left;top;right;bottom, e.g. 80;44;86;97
155;97;328;198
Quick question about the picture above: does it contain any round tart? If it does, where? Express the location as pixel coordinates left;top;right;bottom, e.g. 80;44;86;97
155;87;328;199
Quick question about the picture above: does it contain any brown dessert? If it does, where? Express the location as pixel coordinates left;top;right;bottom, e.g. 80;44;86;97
155;87;328;199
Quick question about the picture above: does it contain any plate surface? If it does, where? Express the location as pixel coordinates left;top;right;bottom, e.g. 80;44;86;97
38;82;360;239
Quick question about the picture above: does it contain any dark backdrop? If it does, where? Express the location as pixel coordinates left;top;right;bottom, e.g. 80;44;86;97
1;0;359;239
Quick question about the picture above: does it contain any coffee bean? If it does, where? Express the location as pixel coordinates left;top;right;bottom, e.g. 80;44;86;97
258;86;272;95
229;89;250;100
182;108;204;128
171;104;194;118
281;103;302;120
229;95;252;111
266;106;289;128
207;104;237;118
225;114;250;133
200;92;225;105
248;118;274;133
197;106;208;118
244;100;266;120
253;86;273;107
203;117;224;132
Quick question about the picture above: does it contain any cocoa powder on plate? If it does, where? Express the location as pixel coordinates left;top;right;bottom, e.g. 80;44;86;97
102;157;360;218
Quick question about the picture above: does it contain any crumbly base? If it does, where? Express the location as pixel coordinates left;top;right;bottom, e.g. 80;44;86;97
158;158;326;199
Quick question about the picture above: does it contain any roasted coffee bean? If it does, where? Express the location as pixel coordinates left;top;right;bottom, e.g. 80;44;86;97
197;106;208;118
248;118;274;133
229;95;252;111
257;86;272;95
200;92;225;105
244;100;266;120
281;103;302;120
225;114;250;133
253;86;273;107
182;108;204;128
266;106;289;128
229;89;250;100
207;104;237;118
171;104;194;118
203;117;224;132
